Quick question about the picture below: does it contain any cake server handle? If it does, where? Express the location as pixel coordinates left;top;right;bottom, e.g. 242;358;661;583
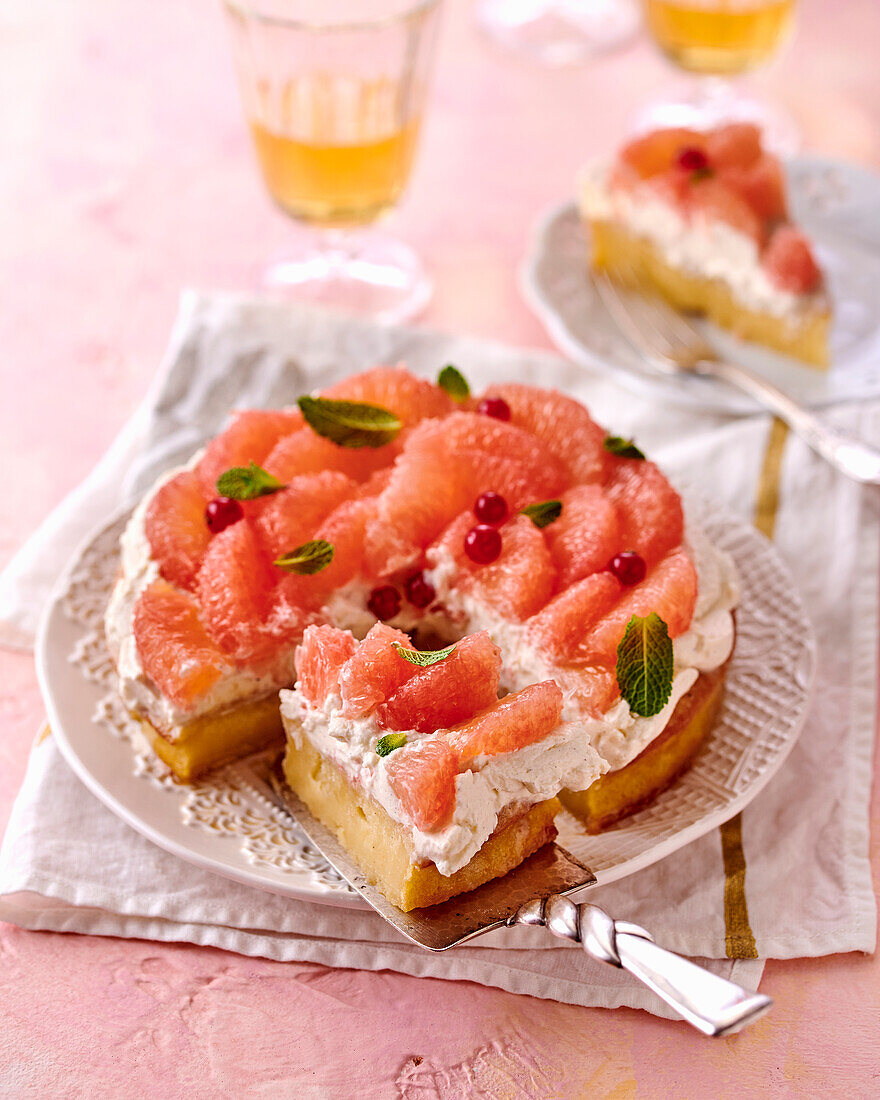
511;895;771;1036
698;358;880;485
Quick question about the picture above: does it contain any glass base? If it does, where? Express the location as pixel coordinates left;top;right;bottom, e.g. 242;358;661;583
262;228;433;324
632;77;801;157
476;0;639;66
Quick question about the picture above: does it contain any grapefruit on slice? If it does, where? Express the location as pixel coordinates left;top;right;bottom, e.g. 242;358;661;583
686;176;765;247
545;484;622;588
431;512;556;621
763;225;821;293
196;409;303;497
724;153;787;223
295;624;358;707
133;580;229;707
144;470;212;591
621;127;704;179
338;623;420;718
705;123;762;170
378;631;502;734
444;681;564;767
384;737;458;831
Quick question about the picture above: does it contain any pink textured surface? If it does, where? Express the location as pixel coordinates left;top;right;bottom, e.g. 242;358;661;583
1;0;878;1094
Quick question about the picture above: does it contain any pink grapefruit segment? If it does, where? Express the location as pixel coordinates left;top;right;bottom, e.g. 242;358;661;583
577;547;698;666
545;484;622;588
251;471;355;560
527;572;623;665
378;631;502;734
364;411;569;576
144;470;212;591
431;512;556;621
321;366;455;426
478;384;609;484
133;580;229;708
295;624;358;707
263;427;393;484
273;495;373;621
196;409;303;497
605;459;684;569
444;681;564;767
195;518;277;662
384;737;458;832
338;623;420;718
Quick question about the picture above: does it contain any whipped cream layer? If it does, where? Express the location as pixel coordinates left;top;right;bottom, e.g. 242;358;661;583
280;689;606;877
279;522;738;877
578;159;826;320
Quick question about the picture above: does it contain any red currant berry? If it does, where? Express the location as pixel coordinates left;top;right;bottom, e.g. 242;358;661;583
677;145;709;173
476;396;511;421
205;497;243;534
404;571;436;609
367;584;401;621
464;524;502;565
473;491;508;526
608;551;646;586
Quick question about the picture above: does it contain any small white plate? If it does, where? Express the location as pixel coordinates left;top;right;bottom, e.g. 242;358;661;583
521;156;880;414
37;494;815;911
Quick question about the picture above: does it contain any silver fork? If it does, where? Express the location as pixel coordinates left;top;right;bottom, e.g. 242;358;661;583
592;267;880;485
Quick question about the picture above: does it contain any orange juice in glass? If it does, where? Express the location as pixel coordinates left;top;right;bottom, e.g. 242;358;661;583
224;1;442;319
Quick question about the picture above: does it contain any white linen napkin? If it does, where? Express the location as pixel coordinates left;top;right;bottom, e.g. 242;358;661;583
0;292;876;1017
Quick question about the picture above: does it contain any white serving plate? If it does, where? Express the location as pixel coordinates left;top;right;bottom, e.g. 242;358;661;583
521;155;880;414
37;493;815;911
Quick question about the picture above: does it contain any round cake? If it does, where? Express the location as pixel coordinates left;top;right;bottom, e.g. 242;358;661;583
105;365;738;879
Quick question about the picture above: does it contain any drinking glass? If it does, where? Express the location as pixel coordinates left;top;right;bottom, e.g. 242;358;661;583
223;0;442;321
635;0;799;152
476;0;639;66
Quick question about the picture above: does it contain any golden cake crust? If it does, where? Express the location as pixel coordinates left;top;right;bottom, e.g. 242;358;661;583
560;660;728;833
588;217;830;368
282;731;559;911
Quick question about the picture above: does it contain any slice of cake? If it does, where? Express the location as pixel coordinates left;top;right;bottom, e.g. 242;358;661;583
578;123;831;367
279;623;604;910
106;367;738;863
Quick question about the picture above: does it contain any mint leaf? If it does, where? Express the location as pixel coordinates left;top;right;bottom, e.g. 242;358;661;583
603;435;645;461
376;732;407;757
437;364;470;403
520;500;562;529
616;612;674;718
297;395;401;449
216;462;285;500
274;539;334;575
393;642;456;667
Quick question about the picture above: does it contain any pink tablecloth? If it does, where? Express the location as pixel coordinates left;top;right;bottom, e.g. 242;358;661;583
2;0;879;1094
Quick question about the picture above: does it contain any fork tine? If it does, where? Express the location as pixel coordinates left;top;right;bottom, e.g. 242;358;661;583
594;254;716;368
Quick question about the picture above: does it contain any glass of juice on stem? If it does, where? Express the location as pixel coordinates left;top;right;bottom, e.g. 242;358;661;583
223;0;442;321
636;0;799;153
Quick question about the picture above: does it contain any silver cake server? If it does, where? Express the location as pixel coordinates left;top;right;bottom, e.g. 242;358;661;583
256;764;771;1037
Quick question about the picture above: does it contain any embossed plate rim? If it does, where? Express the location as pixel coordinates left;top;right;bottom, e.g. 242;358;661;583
37;492;816;912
